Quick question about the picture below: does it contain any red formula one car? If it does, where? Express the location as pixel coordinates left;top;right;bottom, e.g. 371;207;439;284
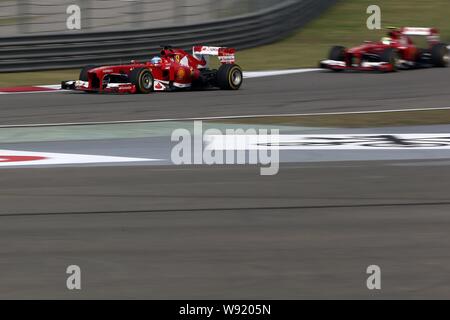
320;27;449;72
61;46;243;93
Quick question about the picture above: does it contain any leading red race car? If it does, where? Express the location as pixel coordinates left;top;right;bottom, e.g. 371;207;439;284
320;27;449;72
61;45;243;93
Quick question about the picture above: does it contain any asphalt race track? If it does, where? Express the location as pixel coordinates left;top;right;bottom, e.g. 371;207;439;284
1;161;450;299
1;68;450;299
1;67;450;125
0;161;450;298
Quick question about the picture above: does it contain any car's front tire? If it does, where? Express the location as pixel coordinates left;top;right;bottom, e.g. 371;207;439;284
129;67;154;93
380;48;400;72
79;65;97;81
328;46;346;72
329;46;346;61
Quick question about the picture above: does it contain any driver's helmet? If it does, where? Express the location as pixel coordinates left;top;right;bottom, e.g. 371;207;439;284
381;37;392;45
150;56;162;65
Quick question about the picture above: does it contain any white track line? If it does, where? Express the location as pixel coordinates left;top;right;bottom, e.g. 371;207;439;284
0;90;68;95
1;106;449;129
244;68;321;78
36;85;63;90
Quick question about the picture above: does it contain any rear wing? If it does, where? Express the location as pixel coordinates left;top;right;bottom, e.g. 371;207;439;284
193;46;236;65
400;27;439;37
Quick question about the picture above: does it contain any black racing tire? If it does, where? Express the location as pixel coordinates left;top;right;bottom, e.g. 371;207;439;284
79;65;97;81
129;67;154;94
329;46;346;61
431;43;449;67
414;48;429;64
380;48;399;72
217;64;243;90
328;46;346;72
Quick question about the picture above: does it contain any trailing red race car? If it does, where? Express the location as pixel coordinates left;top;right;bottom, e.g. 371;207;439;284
320;27;449;72
61;45;243;93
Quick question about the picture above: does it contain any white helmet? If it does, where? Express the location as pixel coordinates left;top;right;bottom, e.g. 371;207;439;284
151;56;162;64
381;37;392;45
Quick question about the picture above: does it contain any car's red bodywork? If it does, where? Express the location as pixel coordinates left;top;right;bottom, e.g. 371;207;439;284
62;46;240;93
320;27;448;72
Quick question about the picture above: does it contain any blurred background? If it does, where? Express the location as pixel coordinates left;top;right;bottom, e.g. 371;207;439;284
0;0;281;36
0;0;449;82
1;0;334;73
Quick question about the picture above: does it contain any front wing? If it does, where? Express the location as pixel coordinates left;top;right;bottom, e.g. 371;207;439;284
320;59;395;72
61;80;137;93
61;79;192;93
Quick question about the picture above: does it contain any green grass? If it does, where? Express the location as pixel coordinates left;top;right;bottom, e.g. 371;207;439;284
0;69;79;87
0;15;42;26
0;17;20;25
1;0;450;86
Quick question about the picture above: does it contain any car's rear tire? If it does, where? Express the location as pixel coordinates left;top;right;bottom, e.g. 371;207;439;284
380;48;400;72
79;65;97;81
329;46;346;61
431;43;449;67
414;48;429;64
129;67;154;93
217;64;243;90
